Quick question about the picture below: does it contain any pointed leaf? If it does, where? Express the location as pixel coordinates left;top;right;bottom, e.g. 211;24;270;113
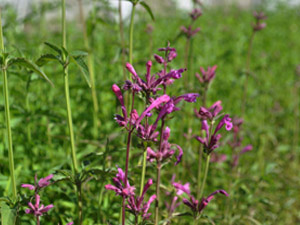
36;54;61;66
8;58;54;87
140;1;155;21
70;51;88;58
0;202;17;225
44;42;62;55
70;55;91;87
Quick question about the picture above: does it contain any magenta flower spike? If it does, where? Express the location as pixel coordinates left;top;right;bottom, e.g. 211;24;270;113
198;101;223;120
181;25;201;39
105;168;135;198
174;184;229;216
21;174;53;192
25;194;54;216
190;8;202;21
135;94;170;127
252;11;267;32
146;127;183;165
126;179;156;220
195;65;217;84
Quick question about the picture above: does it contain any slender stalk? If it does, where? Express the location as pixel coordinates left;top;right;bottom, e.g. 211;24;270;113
184;38;191;88
137;145;148;224
78;0;100;138
129;4;136;64
198;154;210;199
77;183;83;225
196;145;203;200
0;10;17;201
155;120;165;225
241;32;255;116
155;162;161;225
36;216;40;225
62;0;78;173
122;91;135;225
118;0;126;80
139;148;148;196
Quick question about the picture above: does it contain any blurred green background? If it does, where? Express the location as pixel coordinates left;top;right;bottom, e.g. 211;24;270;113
0;0;299;224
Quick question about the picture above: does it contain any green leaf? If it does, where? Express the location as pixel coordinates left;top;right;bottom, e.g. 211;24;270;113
8;58;54;87
70;55;91;88
0;202;17;225
70;51;88;58
36;54;61;67
140;1;155;21
44;42;62;55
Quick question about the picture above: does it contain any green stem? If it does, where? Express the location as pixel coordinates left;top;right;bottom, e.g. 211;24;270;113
0;9;17;201
62;0;78;173
129;4;136;64
198;154;210;199
139;148;148;196
184;38;191;89
77;184;83;225
196;145;203;200
137;147;148;223
118;0;126;81
78;0;100;138
63;68;78;172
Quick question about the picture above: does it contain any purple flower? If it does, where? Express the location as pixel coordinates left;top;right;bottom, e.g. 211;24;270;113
198;101;223;120
21;174;53;192
190;8;202;21
126;179;156;220
195;115;232;154
135;94;171;127
25;194;53;216
147;127;183;165
112;84;128;127
252;11;267;32
181;26;201;38
173;185;229;215
173;182;190;196
195;65;217;84
105;168;135;198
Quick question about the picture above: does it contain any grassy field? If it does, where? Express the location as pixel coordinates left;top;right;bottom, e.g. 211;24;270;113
0;1;299;224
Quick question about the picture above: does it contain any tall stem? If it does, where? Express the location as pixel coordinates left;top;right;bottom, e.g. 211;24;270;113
118;0;126;80
62;0;78;172
155;120;165;225
0;10;17;201
78;0;100;138
242;32;255;116
122;91;135;225
129;4;136;64
184;38;191;89
36;216;40;225
198;154;210;199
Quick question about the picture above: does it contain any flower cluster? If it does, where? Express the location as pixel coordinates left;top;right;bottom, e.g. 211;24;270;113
173;182;229;217
253;11;267;32
127;179;156;220
181;8;202;39
21;174;53;192
195;65;217;85
21;174;55;222
25;194;53;217
195;101;233;154
105;168;135;198
147;127;183;165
